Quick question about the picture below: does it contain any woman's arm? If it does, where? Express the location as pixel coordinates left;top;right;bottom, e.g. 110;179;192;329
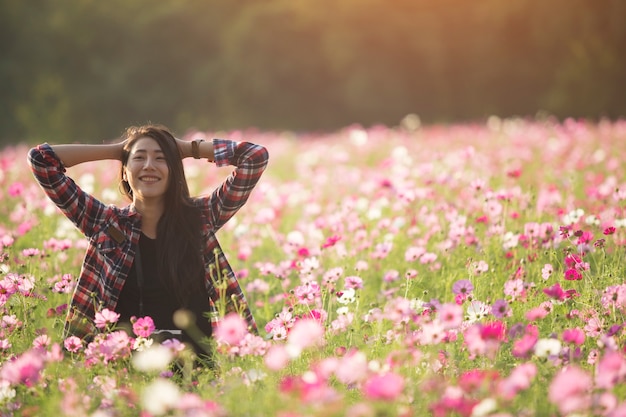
50;142;125;168
199;139;269;231
175;138;215;162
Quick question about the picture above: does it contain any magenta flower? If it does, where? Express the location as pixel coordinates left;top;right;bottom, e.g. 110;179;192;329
321;234;342;249
512;325;538;358
363;372;405;401
525;306;549;321
94;308;120;330
132;316;156;338
562;328;585;345
564;268;583;281
0;348;46;387
603;226;616;235
215;313;248;346
8;181;24;197
564;253;582;269
576;231;593;244
480;321;506;341
548;366;592;415
543;282;567;301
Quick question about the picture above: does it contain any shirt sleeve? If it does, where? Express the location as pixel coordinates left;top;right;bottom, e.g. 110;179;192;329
27;143;110;237
199;139;269;231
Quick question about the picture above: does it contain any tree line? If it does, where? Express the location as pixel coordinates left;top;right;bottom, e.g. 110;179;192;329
1;0;625;144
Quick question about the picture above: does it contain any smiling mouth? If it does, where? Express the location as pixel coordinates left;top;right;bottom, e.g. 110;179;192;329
139;176;160;183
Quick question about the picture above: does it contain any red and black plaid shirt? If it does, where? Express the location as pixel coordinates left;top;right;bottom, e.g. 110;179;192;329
28;139;269;340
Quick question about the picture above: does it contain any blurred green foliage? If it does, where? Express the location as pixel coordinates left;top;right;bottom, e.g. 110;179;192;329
1;0;625;143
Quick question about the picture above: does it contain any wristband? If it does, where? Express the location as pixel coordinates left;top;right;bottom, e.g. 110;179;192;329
191;139;204;159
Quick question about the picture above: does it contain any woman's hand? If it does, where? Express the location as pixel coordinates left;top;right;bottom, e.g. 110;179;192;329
174;137;192;159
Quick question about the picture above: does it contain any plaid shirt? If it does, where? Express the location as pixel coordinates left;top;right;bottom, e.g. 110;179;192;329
28;139;269;340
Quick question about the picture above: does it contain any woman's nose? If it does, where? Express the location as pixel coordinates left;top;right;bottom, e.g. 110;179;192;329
143;157;156;169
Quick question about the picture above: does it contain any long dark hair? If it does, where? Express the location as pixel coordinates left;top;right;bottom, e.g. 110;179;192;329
119;125;205;304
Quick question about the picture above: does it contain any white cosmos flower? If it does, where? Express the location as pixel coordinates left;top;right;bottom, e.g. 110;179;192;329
132;337;153;352
0;380;16;402
141;378;181;416
534;338;562;358
337;288;356;304
132;344;174;372
337;306;350;315
471;398;498;417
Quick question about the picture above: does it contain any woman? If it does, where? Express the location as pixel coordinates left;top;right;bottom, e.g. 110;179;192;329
28;125;269;357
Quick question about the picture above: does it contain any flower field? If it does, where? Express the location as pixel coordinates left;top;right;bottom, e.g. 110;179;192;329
1;117;626;416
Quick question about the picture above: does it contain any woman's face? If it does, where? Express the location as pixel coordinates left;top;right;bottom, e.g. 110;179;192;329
123;137;170;203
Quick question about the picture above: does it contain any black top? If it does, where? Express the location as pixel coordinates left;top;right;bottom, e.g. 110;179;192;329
117;233;212;353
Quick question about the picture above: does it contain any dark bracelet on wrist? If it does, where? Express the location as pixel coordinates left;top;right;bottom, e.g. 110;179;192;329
191;139;204;159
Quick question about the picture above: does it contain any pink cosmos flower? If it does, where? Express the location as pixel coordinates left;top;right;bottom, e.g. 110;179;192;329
503;278;525;300
420;320;446;345
548;366;592;415
94;308;120;329
463;324;487;358
132;316;156;338
583;316;604;337
525;306;549;321
237;333;270;356
294;281;321;305
562;328;585;345
344;276;364;289
363;372;405;401
8;182;24;197
335;350;368;385
541;264;553;280
215;313;248;346
84;331;132;365
438;303;463;329
265;345;290;371
512;325;538;359
458;369;499;393
64;336;84;353
321;234;342;249
0;348;46;387
595;351;626;390
288;318;325;350
32;335;51;350
497;362;537;400
405;246;426;262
